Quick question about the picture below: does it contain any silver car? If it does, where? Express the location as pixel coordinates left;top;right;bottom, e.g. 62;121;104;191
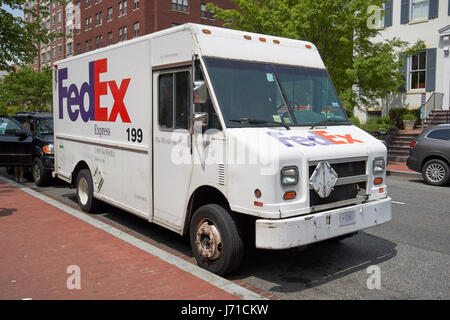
407;124;450;186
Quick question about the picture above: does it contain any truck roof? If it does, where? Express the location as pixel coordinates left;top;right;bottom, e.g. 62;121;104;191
56;23;325;70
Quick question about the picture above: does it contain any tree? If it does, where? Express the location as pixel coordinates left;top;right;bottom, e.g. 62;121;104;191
0;66;53;114
209;0;425;112
0;0;64;71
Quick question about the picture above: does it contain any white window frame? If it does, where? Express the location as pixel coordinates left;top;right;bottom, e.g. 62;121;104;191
409;50;427;91
410;0;429;21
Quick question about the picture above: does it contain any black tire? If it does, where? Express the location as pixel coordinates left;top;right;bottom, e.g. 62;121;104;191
422;159;450;186
76;169;99;213
189;204;244;276
33;157;51;187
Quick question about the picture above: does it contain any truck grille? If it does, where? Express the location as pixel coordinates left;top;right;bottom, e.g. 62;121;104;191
308;157;368;212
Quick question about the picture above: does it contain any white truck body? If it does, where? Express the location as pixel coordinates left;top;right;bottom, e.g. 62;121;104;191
53;24;391;273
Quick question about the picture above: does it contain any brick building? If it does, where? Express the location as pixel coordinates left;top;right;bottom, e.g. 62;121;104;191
25;0;75;71
26;0;234;69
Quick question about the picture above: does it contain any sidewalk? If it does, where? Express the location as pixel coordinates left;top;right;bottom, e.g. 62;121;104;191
387;161;420;175
0;179;258;300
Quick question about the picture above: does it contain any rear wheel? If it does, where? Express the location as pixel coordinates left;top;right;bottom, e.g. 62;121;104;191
76;169;99;213
422;159;450;186
189;204;244;276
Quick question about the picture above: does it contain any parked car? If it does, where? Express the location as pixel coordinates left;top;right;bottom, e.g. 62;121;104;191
0;112;54;186
407;124;450;186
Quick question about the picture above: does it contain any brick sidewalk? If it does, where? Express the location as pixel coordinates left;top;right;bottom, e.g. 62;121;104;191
387;161;419;174
0;180;240;300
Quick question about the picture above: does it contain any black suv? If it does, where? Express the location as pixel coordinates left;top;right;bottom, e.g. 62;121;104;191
0;112;54;186
407;124;450;186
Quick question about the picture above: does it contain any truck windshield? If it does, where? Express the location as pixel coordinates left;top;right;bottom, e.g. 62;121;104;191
203;57;348;128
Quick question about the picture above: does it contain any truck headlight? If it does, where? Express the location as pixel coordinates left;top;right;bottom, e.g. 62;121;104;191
281;166;299;186
43;144;54;155
372;158;385;175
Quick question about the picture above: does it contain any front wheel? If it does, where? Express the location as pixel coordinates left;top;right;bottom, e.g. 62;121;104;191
189;204;244;276
422;159;450;186
33;157;51;187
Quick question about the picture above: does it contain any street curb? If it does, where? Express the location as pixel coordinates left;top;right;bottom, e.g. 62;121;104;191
0;175;266;300
387;170;421;177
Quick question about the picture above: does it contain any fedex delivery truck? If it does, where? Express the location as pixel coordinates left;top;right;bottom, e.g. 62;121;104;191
53;24;392;275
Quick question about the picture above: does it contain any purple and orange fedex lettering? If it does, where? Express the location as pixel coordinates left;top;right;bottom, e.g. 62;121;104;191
267;131;364;147
58;58;131;123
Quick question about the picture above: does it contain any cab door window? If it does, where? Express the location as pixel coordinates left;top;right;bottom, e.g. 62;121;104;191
158;71;190;130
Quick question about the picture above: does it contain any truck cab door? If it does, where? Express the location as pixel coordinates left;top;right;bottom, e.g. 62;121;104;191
152;68;193;230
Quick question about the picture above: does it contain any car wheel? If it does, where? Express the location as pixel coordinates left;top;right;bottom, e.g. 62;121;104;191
422;159;450;186
189;204;244;276
76;169;100;213
33;157;51;186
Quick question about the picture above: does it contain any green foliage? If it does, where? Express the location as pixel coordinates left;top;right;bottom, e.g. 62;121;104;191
210;0;426;111
402;113;416;121
0;0;65;71
0;66;53;112
349;116;361;127
360;116;392;135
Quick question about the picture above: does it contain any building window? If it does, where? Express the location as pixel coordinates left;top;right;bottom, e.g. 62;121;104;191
108;7;113;20
134;0;140;10
134;22;140;37
77;43;81;54
96;36;99;48
100;35;103;47
123;26;127;40
411;0;429;21
410;50;427;90
85;41;89;52
57;11;62;23
89;39;93;50
52;47;56;58
67;42;73;55
108;32;113;44
209;8;215;19
201;3;206;18
85;18;89;30
58;44;62;56
123;0;127;15
119;28;123;41
41;52;46;63
52;14;56;25
119;2;123;16
172;0;188;12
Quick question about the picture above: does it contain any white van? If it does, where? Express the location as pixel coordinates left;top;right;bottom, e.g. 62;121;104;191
53;24;392;275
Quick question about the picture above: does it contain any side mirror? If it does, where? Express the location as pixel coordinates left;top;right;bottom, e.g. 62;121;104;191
193;112;209;128
193;81;208;104
15;129;29;138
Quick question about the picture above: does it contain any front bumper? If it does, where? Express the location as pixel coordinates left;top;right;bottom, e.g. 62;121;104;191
42;155;54;170
255;196;392;249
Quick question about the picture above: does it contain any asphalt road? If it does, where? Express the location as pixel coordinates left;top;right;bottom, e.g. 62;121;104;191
1;168;449;299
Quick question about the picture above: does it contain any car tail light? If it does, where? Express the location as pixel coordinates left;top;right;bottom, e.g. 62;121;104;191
410;141;416;149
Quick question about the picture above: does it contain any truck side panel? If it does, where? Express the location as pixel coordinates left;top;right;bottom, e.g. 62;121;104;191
54;39;152;219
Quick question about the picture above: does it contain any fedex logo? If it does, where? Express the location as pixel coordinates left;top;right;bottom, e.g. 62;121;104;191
267;130;364;147
58;58;131;123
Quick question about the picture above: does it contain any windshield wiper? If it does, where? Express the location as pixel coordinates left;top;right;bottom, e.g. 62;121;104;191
229;118;291;130
309;119;351;129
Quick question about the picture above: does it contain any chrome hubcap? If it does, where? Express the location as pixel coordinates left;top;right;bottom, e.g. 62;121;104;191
195;219;223;261
426;163;445;182
78;177;89;205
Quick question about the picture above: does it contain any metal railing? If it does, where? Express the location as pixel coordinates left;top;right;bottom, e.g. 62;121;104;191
425;92;444;119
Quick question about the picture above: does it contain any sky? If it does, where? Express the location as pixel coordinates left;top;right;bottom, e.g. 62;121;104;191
1;4;24;17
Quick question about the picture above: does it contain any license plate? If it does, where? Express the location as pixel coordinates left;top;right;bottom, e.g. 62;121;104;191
339;211;356;226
